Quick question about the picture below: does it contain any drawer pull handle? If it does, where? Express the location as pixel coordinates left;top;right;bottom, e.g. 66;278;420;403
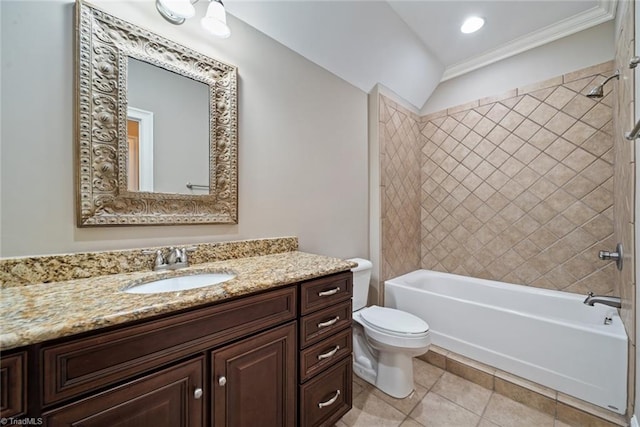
318;316;340;328
194;388;203;399
318;390;341;408
318;287;341;297
218;376;227;386
317;345;340;360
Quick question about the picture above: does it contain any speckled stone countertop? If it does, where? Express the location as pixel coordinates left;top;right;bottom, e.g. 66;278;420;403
1;251;356;351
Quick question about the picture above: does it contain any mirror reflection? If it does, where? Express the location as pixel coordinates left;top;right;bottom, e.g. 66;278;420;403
126;58;210;195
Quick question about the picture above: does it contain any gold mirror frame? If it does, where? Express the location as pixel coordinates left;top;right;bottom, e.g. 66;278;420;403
75;1;238;226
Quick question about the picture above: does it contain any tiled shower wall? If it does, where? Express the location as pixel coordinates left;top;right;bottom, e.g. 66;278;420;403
419;62;616;294
379;96;421;282
613;0;636;414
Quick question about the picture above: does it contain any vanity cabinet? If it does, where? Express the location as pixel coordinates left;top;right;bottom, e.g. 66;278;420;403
0;351;27;418
43;356;204;426
9;270;353;426
298;272;353;427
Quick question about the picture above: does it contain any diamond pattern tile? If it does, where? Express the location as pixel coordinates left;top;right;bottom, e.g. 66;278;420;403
612;1;636;352
417;63;615;293
379;96;421;282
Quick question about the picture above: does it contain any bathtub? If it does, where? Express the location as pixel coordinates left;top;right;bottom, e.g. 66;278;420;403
384;270;628;414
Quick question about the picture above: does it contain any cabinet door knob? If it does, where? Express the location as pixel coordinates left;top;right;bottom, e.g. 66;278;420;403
318;390;341;408
194;388;203;399
218;376;227;386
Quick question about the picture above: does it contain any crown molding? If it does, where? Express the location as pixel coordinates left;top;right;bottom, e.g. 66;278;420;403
441;0;617;82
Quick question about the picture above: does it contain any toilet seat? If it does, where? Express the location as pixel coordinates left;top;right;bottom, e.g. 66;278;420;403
359;306;429;337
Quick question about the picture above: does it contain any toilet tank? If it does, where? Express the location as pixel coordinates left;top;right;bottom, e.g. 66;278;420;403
347;258;373;311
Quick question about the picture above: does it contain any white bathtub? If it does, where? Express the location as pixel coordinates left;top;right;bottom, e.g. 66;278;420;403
384;270;628;414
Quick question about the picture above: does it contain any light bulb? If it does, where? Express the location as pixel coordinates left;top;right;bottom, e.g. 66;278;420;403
460;16;485;34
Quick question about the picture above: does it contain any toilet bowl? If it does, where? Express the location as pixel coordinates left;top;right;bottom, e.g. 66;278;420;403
348;259;431;398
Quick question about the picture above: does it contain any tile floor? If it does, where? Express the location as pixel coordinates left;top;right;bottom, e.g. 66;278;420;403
336;358;572;427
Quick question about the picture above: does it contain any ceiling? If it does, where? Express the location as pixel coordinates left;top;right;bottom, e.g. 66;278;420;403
225;1;616;110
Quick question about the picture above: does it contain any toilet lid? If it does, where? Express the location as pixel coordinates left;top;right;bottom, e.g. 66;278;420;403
360;306;429;335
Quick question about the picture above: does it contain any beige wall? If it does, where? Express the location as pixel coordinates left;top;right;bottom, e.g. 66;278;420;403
0;1;368;259
613;0;636;415
419;62;615;294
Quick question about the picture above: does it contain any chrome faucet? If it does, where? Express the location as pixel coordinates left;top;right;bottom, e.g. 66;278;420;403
583;292;622;309
143;246;197;271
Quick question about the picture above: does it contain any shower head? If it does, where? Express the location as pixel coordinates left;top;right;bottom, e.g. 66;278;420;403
586;70;620;98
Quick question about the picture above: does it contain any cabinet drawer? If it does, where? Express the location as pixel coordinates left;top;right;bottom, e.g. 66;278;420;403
43;356;204;427
43;286;296;405
0;351;26;418
300;272;352;315
300;300;351;349
299;355;352;427
300;328;352;383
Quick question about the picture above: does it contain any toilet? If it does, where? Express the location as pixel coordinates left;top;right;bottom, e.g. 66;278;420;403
348;258;431;399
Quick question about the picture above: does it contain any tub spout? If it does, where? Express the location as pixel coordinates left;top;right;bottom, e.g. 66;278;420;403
583;292;621;309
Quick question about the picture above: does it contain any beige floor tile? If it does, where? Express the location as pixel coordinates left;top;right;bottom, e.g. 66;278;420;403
372;383;429;415
431;372;493;415
409;392;480;427
341;390;406;427
554;420;573;427
413;358;444;389
353;376;374;398
400;418;425;427
335;421;349;427
483;393;555;427
478;419;500;427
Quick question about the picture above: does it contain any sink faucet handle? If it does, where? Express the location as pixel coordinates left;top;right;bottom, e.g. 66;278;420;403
142;249;166;268
180;247;198;265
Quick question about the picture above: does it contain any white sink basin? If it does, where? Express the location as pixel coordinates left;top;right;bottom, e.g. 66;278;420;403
124;273;236;294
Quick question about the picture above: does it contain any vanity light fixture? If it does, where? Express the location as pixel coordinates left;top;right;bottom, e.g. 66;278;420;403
156;0;195;24
201;0;231;38
460;16;485;34
156;0;231;38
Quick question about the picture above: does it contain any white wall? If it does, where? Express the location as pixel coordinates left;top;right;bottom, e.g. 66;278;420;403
0;0;369;259
422;20;615;114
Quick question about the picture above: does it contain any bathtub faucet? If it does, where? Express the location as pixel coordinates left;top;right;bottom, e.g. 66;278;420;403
583;292;622;309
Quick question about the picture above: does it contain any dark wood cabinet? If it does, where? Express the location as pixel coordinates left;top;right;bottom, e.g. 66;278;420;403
9;271;353;426
0;351;26;418
43;357;204;427
300;356;352;427
212;322;296;427
298;272;353;426
42;286;296;406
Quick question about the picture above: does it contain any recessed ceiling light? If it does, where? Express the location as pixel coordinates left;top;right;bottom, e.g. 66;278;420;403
460;16;485;34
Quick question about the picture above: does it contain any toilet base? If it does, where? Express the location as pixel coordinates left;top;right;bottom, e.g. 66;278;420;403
375;351;414;398
352;344;418;399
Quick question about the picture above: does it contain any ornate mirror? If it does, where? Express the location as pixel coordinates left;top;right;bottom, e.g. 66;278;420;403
75;1;237;226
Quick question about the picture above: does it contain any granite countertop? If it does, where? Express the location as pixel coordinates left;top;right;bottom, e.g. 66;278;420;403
0;251;356;351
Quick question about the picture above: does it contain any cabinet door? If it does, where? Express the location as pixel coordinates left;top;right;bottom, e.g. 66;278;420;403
0;351;26;418
212;322;296;427
44;357;204;427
